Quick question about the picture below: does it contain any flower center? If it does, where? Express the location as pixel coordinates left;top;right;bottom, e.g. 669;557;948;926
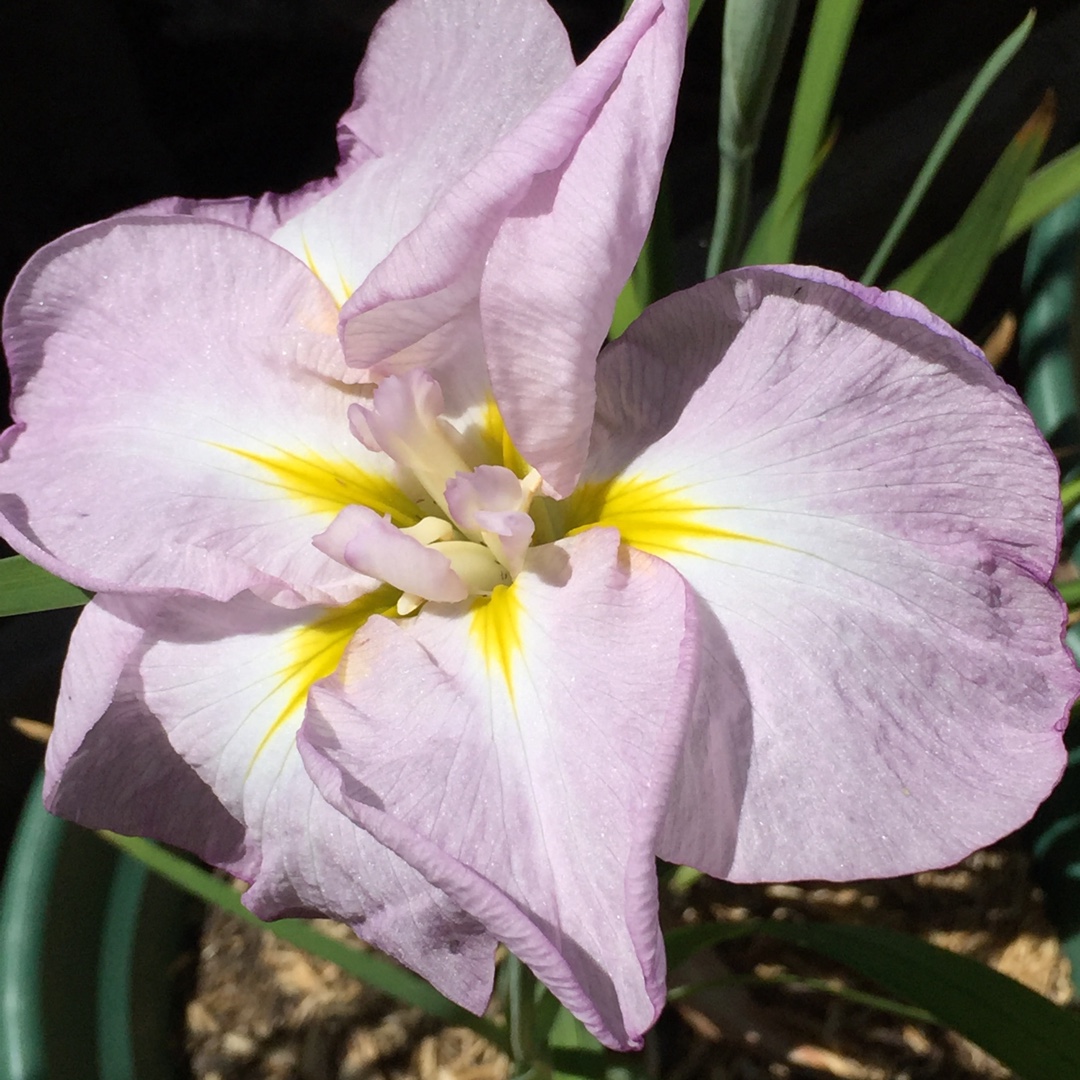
314;370;544;614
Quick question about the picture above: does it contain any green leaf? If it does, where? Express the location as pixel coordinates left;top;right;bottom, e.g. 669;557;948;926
758;919;1080;1080
892;141;1080;296
1058;578;1080;608
611;274;647;339
100;831;510;1051
621;0;706;31
663;919;758;971
548;1048;616;1080
1062;474;1080;514
861;10;1035;285
753;0;863;263
0;555;91;616
740;121;839;265
550;1007;604;1080
548;1007;646;1080
1002;141;1080;249
890;91;1054;322
667;969;935;1024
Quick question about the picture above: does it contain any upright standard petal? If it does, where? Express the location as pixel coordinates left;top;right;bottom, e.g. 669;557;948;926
0;216;413;606
46;589;498;1012
136;0;574;312
480;0;688;495
338;0;687;491
580;266;1079;881
300;528;699;1049
273;0;576;306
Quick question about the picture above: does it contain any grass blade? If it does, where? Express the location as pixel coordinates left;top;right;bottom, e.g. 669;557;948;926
758;919;1080;1080
740;121;839;265
892;141;1080;293
755;0;863;264
1002;141;1080;248
890;91;1054;322
861;10;1035;285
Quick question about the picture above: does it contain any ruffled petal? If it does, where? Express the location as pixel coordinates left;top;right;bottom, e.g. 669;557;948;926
0;216;411;607
43;597;257;879
338;0;686;493
585;266;1079;881
45;589;497;1011
271;0;574;307
300;528;699;1050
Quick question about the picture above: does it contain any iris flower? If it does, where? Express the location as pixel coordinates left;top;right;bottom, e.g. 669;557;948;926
1;0;1076;1052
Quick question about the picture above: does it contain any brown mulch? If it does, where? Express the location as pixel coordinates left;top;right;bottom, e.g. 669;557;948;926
185;840;1073;1080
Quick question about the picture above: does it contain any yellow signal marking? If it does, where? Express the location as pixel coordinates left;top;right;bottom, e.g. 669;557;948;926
470;582;523;702
214;444;421;525
562;474;772;557
248;586;400;768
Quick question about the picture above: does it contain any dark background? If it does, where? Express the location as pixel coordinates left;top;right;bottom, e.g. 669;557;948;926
3;0;1080;857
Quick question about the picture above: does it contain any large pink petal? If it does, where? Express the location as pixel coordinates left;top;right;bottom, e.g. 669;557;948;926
338;0;686;489
300;528;699;1050
46;590;497;1011
0;216;404;607
589;266;1079;881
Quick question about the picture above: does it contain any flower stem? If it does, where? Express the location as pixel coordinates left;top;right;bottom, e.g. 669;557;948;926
507;954;552;1080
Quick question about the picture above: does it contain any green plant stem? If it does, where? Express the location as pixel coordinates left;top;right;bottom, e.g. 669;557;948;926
707;0;798;275
1062;475;1080;513
507;954;552;1080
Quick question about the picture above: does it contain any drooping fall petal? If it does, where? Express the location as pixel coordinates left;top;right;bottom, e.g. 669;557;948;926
44;597;257;879
49;589;498;1011
583;265;1079;881
300;528;699;1049
0;216;411;606
480;0;688;495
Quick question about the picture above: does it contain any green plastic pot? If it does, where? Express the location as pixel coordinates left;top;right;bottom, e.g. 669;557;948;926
0;771;195;1080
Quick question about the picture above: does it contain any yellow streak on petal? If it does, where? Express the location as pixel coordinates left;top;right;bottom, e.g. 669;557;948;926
562;474;774;558
299;234;352;308
470;582;522;704
213;444;421;525
479;398;530;478
249;586;400;769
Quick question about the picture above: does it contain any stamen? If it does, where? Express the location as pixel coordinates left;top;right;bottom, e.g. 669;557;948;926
402;516;456;545
431;540;511;595
445;465;538;576
313;504;467;603
348;370;471;517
